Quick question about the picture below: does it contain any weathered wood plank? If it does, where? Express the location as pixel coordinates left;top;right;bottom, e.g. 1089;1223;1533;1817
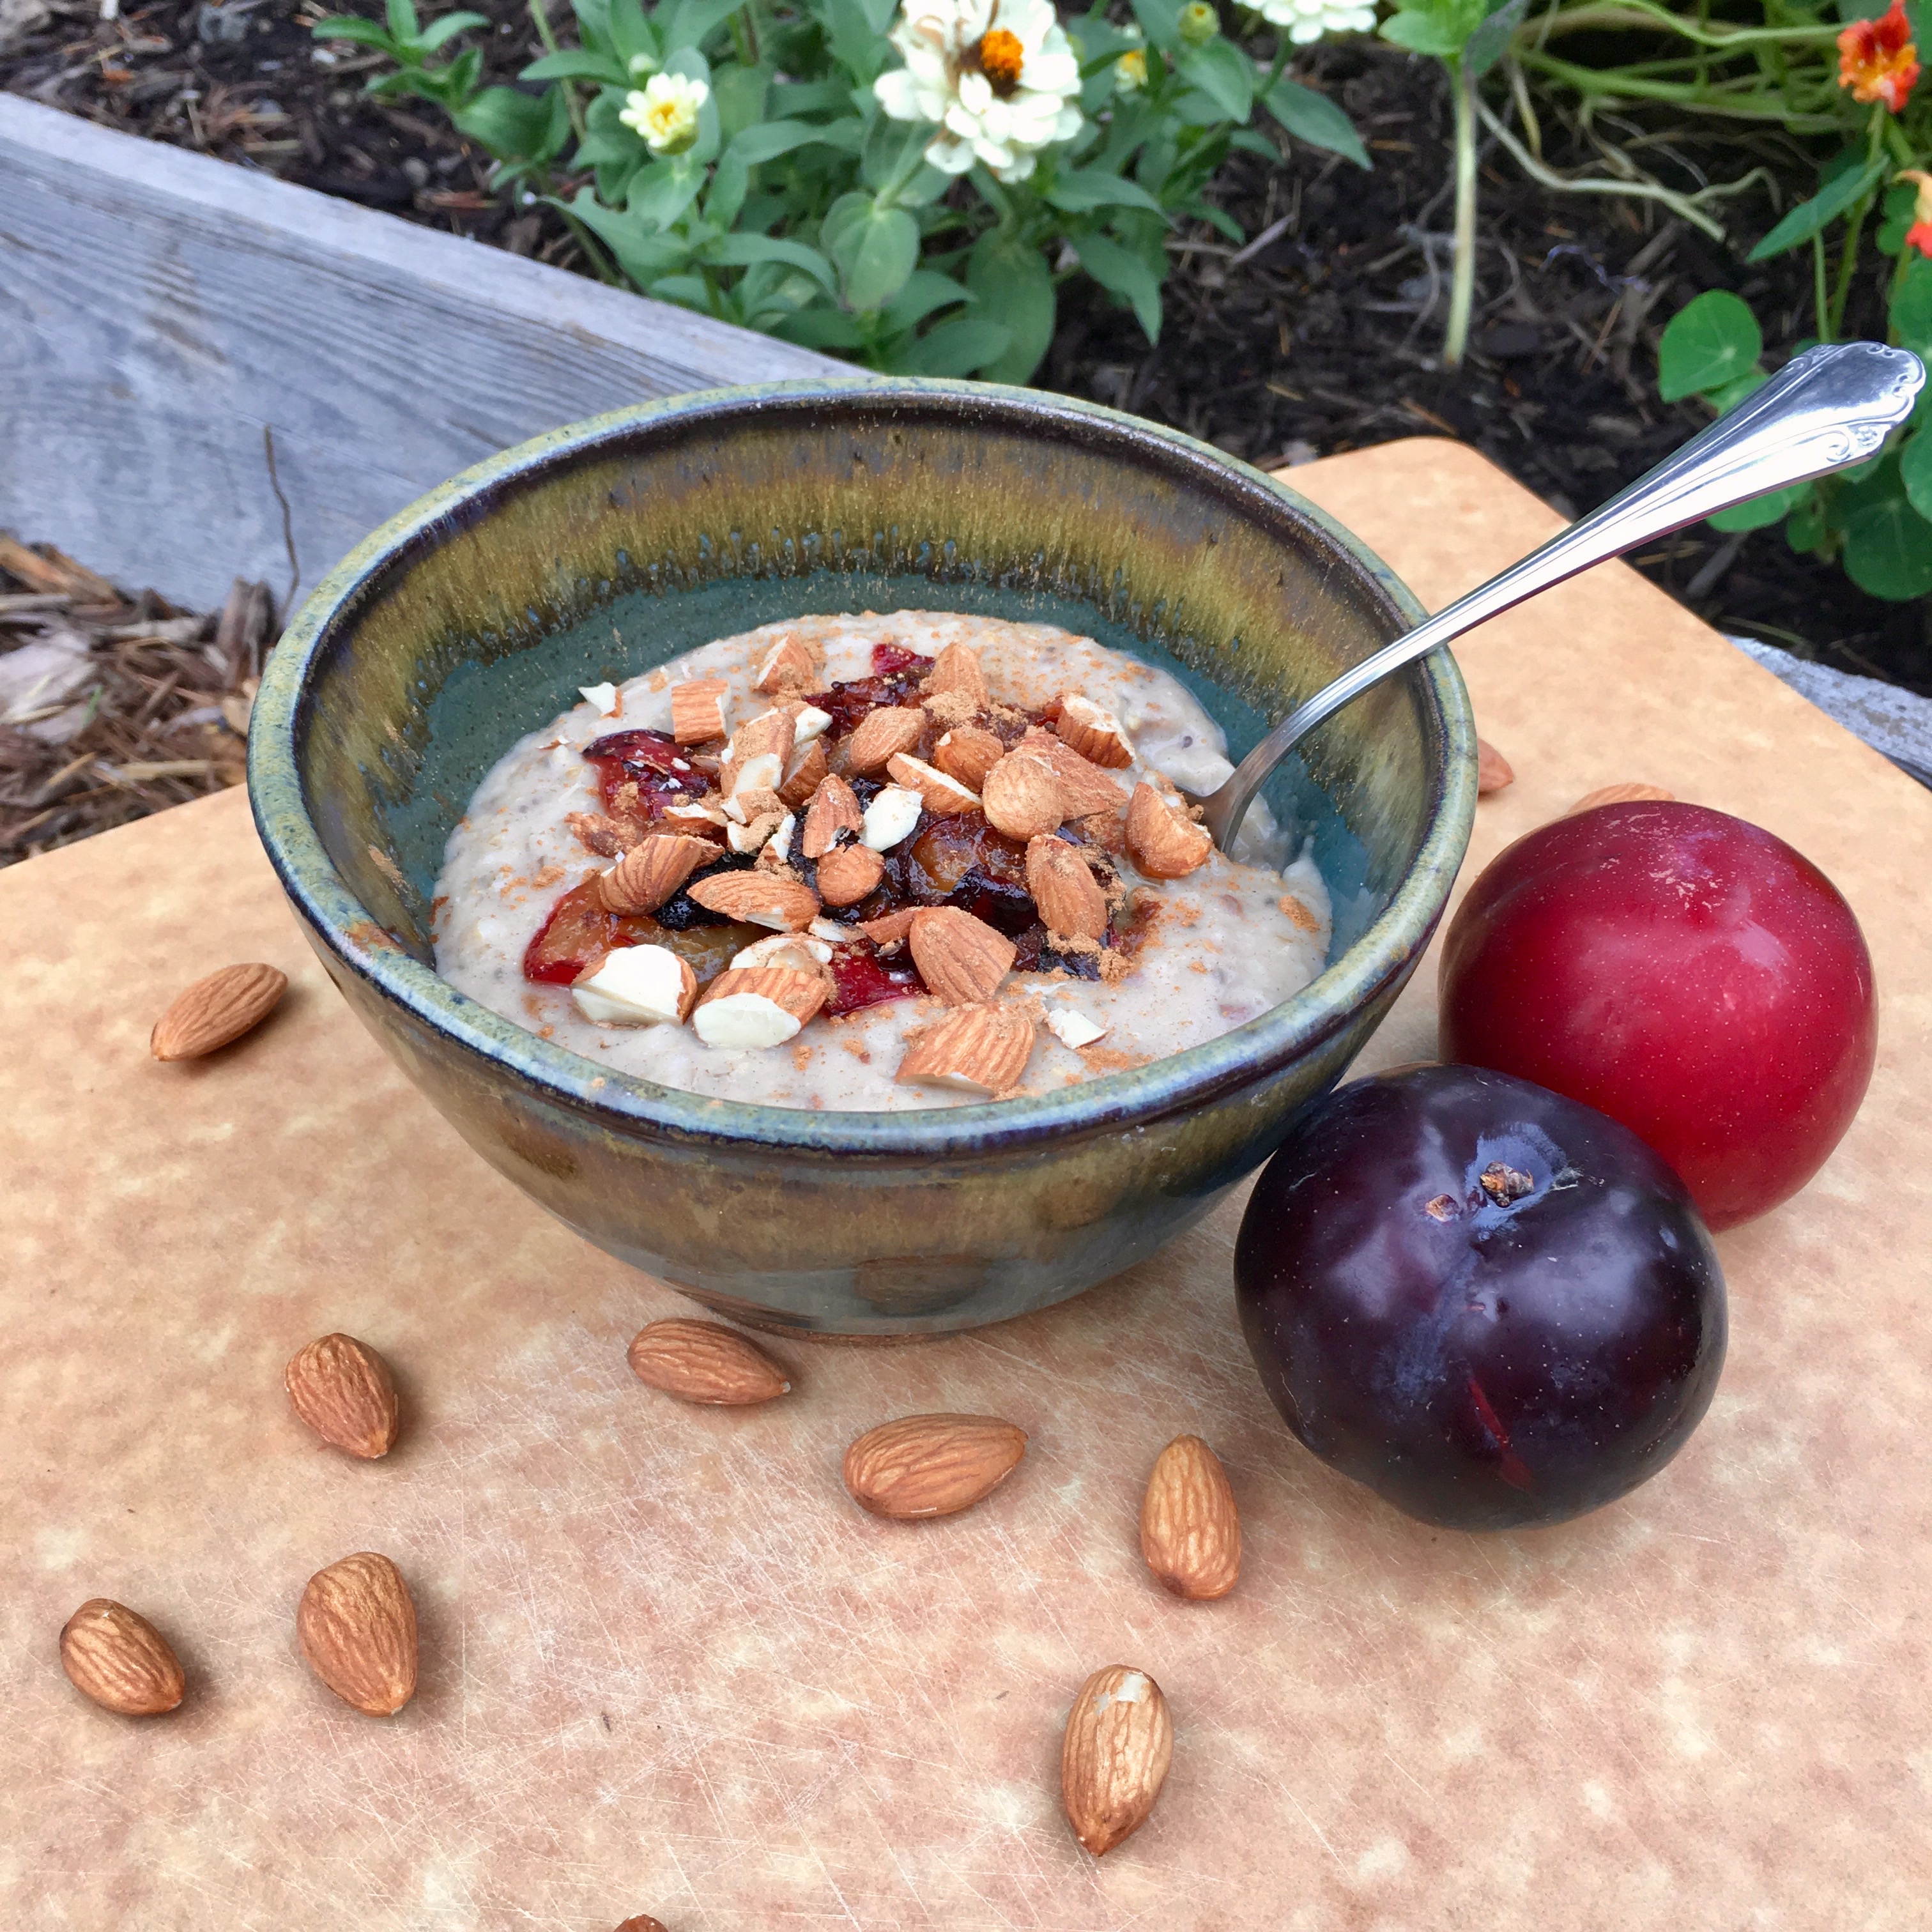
0;96;845;610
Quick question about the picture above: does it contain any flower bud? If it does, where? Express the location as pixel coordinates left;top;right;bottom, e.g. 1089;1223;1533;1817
1178;1;1220;45
1114;46;1147;92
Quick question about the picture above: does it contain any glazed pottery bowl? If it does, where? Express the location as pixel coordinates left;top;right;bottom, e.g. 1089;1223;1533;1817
249;380;1476;1337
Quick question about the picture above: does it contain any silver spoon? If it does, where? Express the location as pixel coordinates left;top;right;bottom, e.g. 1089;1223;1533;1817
1186;340;1926;852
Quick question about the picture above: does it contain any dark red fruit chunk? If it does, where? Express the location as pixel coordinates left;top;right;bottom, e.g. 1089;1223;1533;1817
825;944;924;1017
583;728;714;831
870;641;934;677
808;670;926;739
1438;801;1876;1230
523;878;660;985
1234;1064;1726;1531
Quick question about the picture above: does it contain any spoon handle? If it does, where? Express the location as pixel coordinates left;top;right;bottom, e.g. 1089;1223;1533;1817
1200;340;1925;852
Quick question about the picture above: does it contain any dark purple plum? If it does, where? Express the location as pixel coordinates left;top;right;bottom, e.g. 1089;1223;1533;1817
1234;1064;1726;1531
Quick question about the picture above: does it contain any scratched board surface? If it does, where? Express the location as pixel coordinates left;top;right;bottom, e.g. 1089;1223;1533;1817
3;442;1928;1931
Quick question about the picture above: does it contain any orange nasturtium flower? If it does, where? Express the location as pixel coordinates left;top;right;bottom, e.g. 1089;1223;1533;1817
1899;169;1932;256
1839;0;1920;113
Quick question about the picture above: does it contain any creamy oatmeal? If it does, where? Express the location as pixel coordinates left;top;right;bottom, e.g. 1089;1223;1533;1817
432;611;1330;1110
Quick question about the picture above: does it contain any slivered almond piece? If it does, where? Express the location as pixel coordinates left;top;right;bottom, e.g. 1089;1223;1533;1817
802;773;866;858
887;751;980;816
693;965;828;1048
686;871;820;931
896;1002;1035;1094
777;737;829;810
926;640;988;705
1140;1434;1241;1600
298;1552;418;1716
1477;737;1514;796
724;709;797;795
1055;693;1135;769
754;636;817;694
816;843;885;907
1045;1004;1107;1050
284;1332;401;1459
670;677;729;745
859;907;919;949
1026;836;1109;941
151;962;288;1061
1125;782;1213;880
842;1413;1027;1518
627;1318;791;1404
1566;781;1674;815
1022;728;1130;816
909;907;1016;1006
844;705;924;775
981;753;1064;840
933;724;1005;792
732;931;832;974
59;1599;186;1715
572;945;697;1027
1061;1665;1172;1856
598;834;717;914
862;785;923;850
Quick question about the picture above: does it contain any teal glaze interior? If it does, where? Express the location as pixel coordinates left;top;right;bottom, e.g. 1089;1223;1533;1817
255;379;1477;1162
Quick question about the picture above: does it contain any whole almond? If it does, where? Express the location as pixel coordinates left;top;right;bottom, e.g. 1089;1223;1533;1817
1054;693;1135;769
627;1317;792;1404
933;724;1006;792
150;962;287;1061
285;1332;401;1459
1476;737;1515;796
686;870;820;931
1566;781;1675;815
896;1002;1036;1094
297;1551;418;1716
886;751;981;816
908;907;1016;1006
842;1413;1028;1518
1025;836;1108;941
1022;730;1128;816
816;842;886;907
926;640;987;705
1124;782;1213;880
59;1598;185;1715
802;773;866;859
1139;1434;1241;1600
844;705;925;775
981;753;1064;840
777;737;830;811
1061;1664;1173;1856
598;834;718;914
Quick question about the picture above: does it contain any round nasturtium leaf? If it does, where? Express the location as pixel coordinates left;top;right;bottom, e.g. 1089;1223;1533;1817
1659;291;1763;402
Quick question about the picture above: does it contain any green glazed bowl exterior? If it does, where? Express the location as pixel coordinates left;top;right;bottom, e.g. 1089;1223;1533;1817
249;379;1476;1336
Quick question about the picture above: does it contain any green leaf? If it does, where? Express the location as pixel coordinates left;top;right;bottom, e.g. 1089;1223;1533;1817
712;61;771;141
704;231;840;294
1839;456;1932;598
520;50;629;82
1130;0;1184;49
1378;0;1483;59
1877;182;1917;255
1045;167;1166;215
1464;0;1530;78
385;0;420;47
312;19;399;49
415;10;487;51
1174;39;1254;122
1890;250;1932;355
1657;290;1763;402
1709;484;1809;533
628;156;708;228
1229;127;1281;162
556;190;691;287
661;0;744;54
1705;367;1770;414
705;120;831;229
832;204;921;311
1897;429;1932;523
967;229;1057;383
824;0;896;80
880;270;974;334
898;318;1014;377
1747;153;1887;262
773;308;867;349
606;0;658;68
1075;232;1164;343
1261;79;1367;169
821;191;875;271
1784;490;1830;554
453;84;569;162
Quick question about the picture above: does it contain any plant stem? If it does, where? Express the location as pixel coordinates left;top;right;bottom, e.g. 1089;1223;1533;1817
1813;230;1830;342
1444;54;1478;371
528;0;586;142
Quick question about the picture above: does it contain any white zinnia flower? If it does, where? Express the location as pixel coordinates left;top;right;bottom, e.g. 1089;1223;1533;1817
620;71;709;156
874;0;1084;185
1256;0;1376;44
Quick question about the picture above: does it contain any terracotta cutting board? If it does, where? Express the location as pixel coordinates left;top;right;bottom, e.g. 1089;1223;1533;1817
4;440;1929;1932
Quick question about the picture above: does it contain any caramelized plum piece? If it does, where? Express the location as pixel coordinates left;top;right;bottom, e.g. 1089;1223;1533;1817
583;728;716;831
523;879;661;984
825;943;924;1017
870;641;935;677
1235;1064;1726;1531
809;670;929;739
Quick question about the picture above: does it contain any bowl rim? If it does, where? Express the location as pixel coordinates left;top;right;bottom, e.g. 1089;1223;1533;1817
249;376;1476;1159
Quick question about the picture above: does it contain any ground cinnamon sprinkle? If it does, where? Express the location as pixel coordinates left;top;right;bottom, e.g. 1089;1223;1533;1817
1280;894;1319;932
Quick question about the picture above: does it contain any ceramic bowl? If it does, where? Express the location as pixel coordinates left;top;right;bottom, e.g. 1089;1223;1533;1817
249;379;1476;1337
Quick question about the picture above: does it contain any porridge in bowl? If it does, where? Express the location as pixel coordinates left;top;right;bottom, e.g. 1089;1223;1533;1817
433;611;1330;1111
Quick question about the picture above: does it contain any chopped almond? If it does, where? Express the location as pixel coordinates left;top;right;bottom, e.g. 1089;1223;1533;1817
728;811;786;855
1025;836;1109;941
1020;728;1129;816
896;1003;1036;1095
844;705;925;776
1054;692;1135;769
802;774;866;859
693;965;828;1048
1125;781;1213;880
859;907;919;949
886;751;981;816
778;738;829;810
566;810;626;858
724;710;796;795
981;752;1064;840
597;833;719;914
908;907;1016;1006
755;636;817;694
686;871;820;931
671;677;730;745
816;843;886;907
571;946;697;1027
1477;737;1514;796
933;725;1005;792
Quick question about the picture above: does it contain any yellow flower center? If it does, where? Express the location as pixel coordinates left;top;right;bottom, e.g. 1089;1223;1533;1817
972;27;1026;98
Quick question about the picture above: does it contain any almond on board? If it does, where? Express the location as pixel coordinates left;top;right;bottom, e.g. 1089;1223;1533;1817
285;1332;401;1459
150;962;287;1061
1139;1434;1241;1600
1565;781;1674;815
1061;1664;1173;1855
841;1413;1028;1518
297;1551;418;1717
59;1598;186;1715
627;1318;792;1404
